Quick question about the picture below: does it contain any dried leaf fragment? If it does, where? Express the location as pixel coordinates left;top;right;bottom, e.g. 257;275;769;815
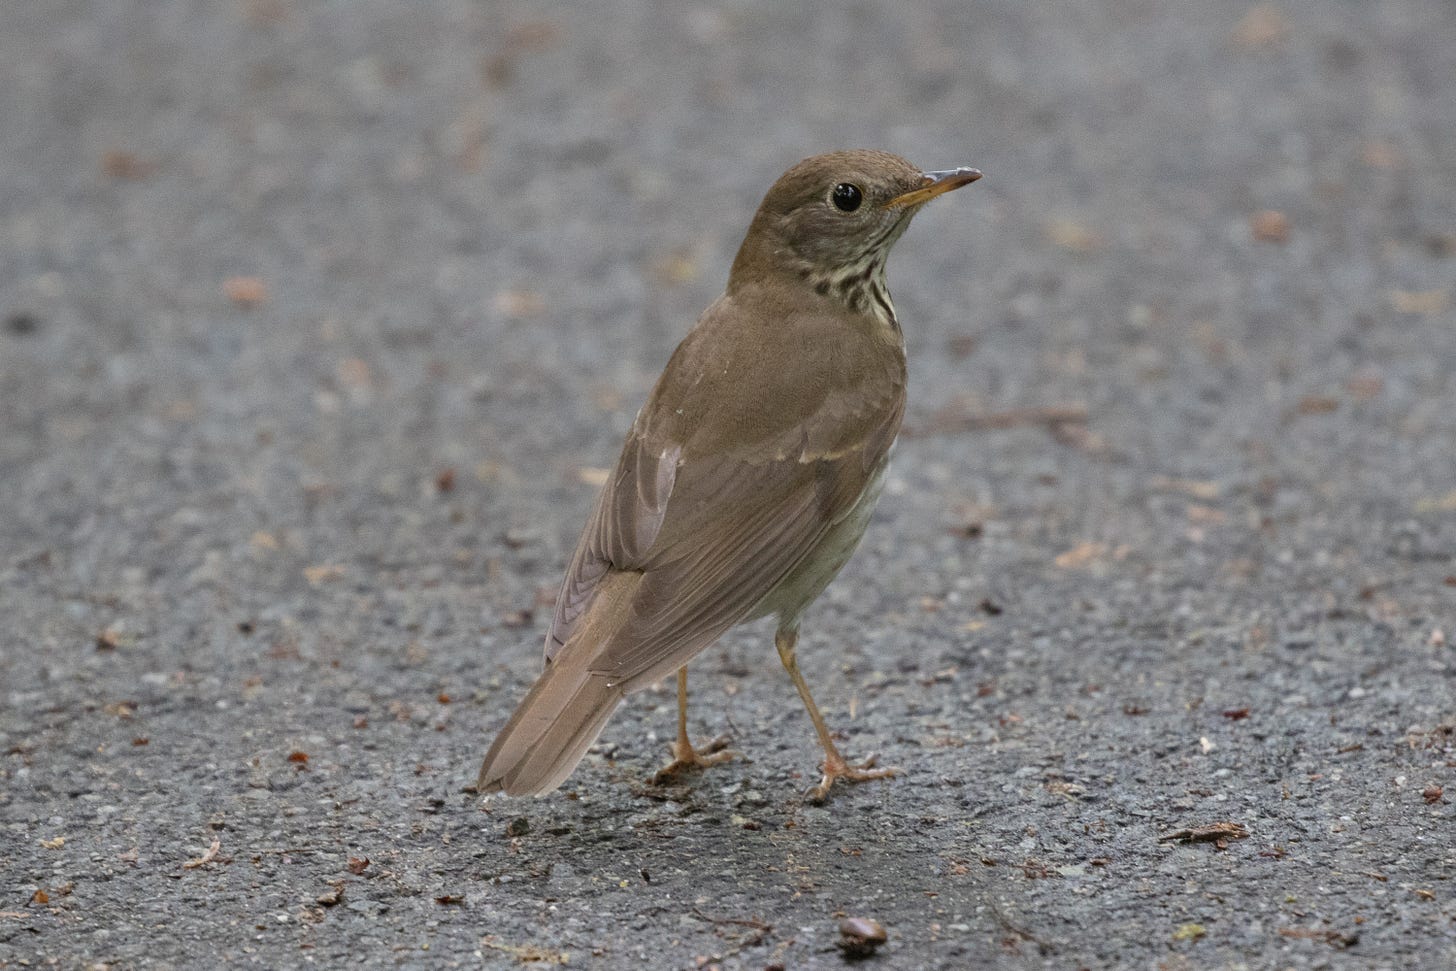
1295;395;1339;415
249;530;280;551
576;466;610;487
499;608;533;629
1389;289;1449;316
1360;140;1401;169
1054;542;1108;569
1414;490;1456;514
335;357;373;391
1160;821;1249;850
1251;209;1290;243
223;276;269;307
1347;374;1383;400
104;701;136;719
1233;5;1288;47
493;289;545;319
303;563;346;585
102;150;156;179
1147;477;1217;500
1045;218;1103;253
651;248;702;285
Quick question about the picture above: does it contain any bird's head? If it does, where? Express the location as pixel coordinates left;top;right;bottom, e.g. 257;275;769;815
730;150;981;293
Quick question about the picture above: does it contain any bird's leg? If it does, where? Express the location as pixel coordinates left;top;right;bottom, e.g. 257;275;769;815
651;667;739;784
775;628;900;803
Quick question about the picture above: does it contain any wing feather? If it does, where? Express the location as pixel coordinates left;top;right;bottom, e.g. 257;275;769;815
541;290;905;688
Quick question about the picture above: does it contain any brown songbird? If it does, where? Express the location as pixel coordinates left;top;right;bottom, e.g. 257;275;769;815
477;150;981;801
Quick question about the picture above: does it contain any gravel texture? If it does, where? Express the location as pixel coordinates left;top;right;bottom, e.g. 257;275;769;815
2;1;1454;968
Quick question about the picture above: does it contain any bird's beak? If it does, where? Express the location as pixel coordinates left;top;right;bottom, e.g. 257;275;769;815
884;167;983;209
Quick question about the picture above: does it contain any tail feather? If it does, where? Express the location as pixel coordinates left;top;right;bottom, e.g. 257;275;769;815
477;569;642;797
476;660;623;796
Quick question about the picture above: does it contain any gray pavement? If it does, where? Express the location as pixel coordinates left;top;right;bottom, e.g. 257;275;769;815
2;1;1454;968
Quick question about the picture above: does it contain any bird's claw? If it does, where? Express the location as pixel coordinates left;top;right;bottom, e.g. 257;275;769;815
651;734;740;785
806;752;901;803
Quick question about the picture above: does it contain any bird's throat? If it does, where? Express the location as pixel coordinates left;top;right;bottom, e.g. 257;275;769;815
804;256;899;335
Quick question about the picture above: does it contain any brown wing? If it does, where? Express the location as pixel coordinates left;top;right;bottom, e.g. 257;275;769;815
544;432;679;660
544;288;905;692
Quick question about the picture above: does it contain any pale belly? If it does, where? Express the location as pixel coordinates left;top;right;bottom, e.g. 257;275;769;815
751;458;890;632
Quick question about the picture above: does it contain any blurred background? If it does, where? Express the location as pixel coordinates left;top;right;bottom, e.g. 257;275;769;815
4;2;1453;528
2;1;1453;967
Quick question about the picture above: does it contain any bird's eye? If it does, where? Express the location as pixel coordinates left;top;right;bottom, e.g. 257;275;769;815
831;182;863;212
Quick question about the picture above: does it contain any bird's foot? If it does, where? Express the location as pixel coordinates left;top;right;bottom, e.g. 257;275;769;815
806;752;901;804
651;734;740;785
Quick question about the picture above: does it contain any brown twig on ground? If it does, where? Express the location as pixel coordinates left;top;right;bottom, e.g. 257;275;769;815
182;837;222;870
688;908;774;960
689;908;773;935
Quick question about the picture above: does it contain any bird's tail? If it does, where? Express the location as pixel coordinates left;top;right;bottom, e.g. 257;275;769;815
475;658;622;797
476;570;641;797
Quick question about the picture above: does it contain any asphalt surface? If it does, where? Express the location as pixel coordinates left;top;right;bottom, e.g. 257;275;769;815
2;1;1454;968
